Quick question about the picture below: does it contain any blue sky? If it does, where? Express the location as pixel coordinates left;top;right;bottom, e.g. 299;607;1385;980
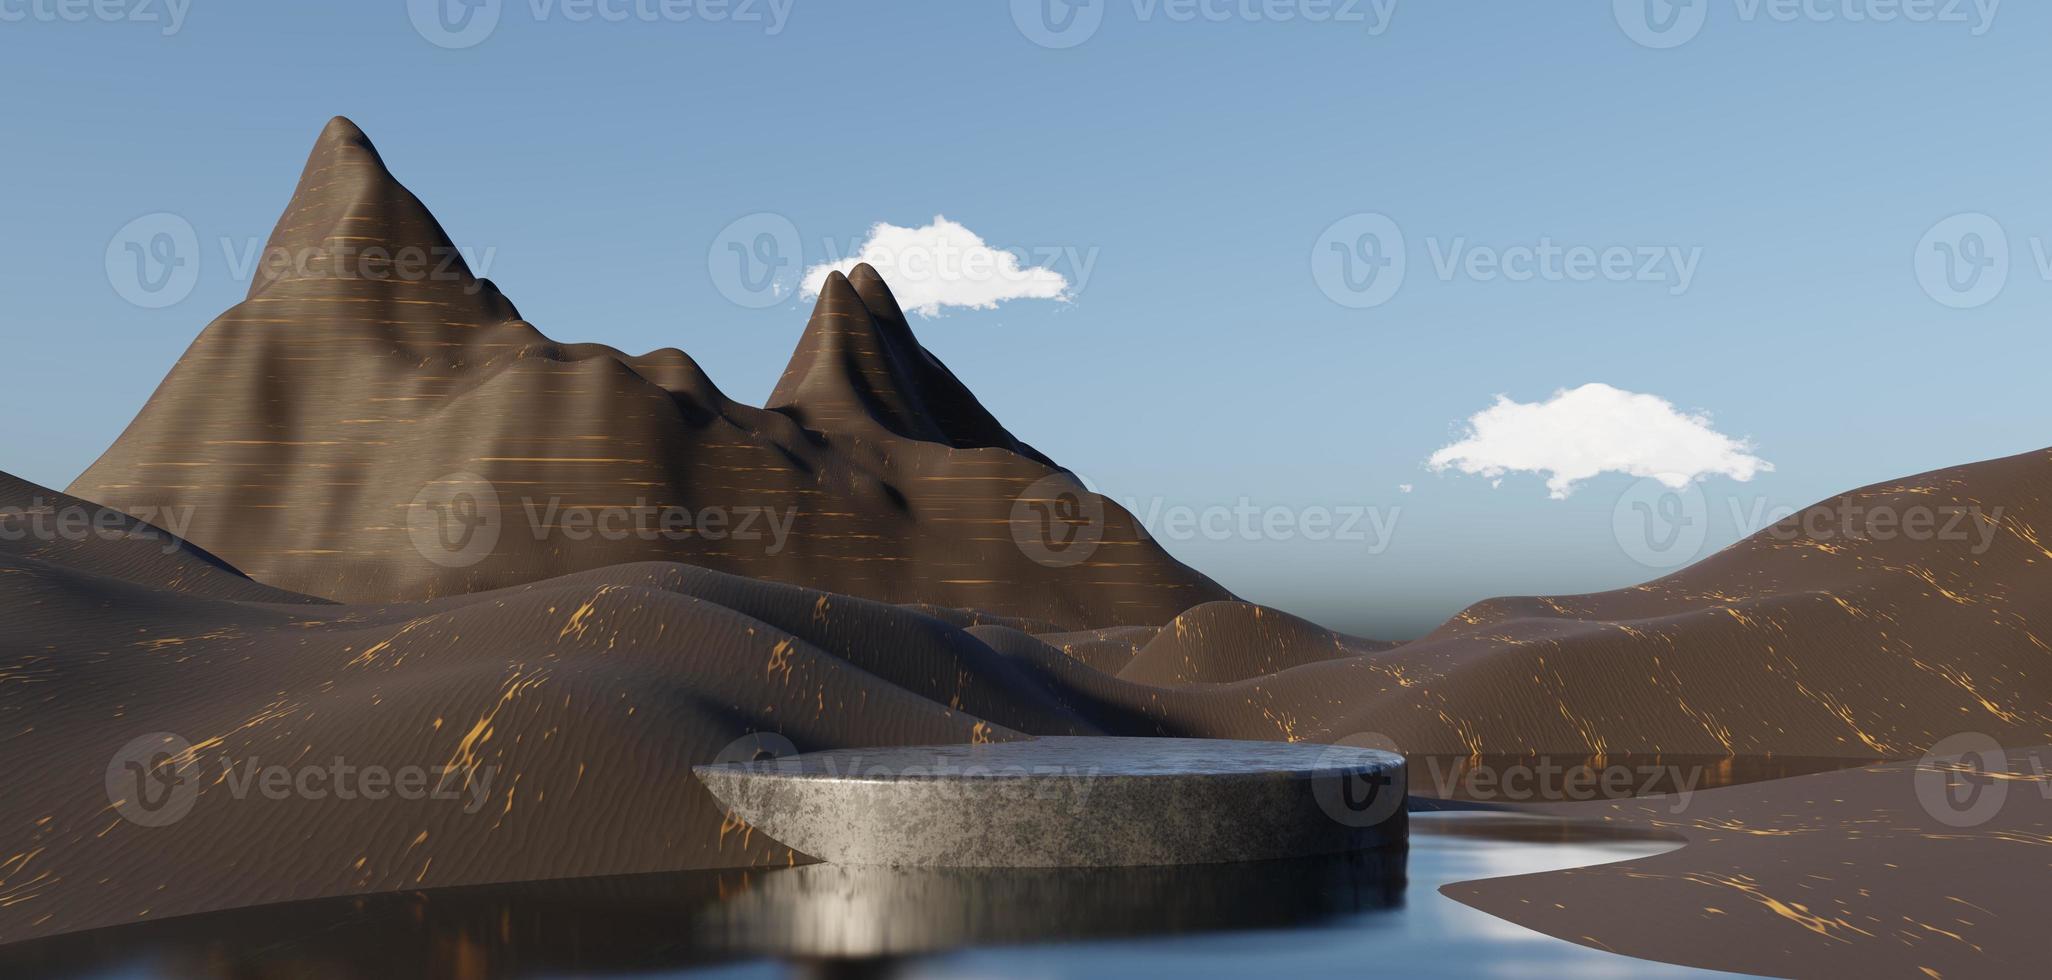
3;0;2047;636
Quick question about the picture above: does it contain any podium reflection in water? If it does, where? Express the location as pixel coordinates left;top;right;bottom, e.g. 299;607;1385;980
0;847;1405;978
701;848;1407;958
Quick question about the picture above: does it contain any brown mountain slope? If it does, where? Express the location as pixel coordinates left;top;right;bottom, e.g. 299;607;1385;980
67;118;1225;629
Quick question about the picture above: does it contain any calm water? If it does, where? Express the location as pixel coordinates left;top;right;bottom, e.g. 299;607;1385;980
1;813;1746;979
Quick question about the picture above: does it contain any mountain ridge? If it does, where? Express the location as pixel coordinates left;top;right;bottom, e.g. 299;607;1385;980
68;118;1229;628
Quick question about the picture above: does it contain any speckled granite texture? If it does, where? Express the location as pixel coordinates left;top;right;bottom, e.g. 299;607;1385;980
694;737;1407;867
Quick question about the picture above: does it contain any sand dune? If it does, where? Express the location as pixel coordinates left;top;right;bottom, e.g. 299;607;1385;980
2;471;1039;943
12;444;2052;943
1281;447;2052;759
1116;601;1397;686
1446;747;2052;977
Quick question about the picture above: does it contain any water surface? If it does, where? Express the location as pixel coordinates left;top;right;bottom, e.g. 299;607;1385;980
0;814;1742;978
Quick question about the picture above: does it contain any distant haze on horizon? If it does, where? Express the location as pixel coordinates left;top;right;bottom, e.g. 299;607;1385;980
6;1;2050;639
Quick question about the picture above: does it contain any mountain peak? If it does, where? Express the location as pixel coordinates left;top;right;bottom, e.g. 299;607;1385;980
248;116;480;300
846;263;901;316
768;267;1053;464
320;114;371;146
768;268;943;443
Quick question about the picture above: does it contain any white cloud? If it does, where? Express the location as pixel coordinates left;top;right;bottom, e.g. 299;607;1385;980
1397;484;1414;494
801;216;1071;317
1427;383;1771;499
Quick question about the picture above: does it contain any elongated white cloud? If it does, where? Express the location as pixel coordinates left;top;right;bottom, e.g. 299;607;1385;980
802;216;1071;317
1427;383;1771;499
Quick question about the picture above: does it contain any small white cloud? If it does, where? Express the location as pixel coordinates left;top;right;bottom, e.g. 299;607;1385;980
802;216;1070;317
1397;484;1414;494
1427;383;1771;499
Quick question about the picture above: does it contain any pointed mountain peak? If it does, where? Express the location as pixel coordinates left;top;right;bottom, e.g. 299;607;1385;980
767;267;1052;464
767;269;947;444
247;116;480;300
846;263;905;321
320;114;371;146
816;268;861;304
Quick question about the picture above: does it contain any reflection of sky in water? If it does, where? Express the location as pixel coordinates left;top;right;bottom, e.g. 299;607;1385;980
11;814;1745;979
897;815;1731;980
681;814;1738;979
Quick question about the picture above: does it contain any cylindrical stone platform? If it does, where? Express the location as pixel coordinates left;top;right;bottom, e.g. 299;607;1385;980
693;736;1406;868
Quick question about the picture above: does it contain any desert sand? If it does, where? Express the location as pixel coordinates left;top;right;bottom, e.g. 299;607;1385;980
1446;746;2052;977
